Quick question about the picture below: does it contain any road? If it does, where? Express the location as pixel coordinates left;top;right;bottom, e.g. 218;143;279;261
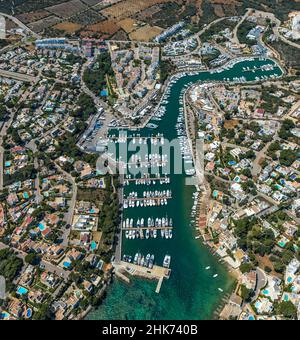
0;12;41;39
0;69;38;83
253;268;267;301
232;8;253;45
252;141;272;178
54;163;77;247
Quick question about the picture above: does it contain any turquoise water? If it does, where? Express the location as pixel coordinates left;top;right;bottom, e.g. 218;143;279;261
17;286;28;296
87;58;283;320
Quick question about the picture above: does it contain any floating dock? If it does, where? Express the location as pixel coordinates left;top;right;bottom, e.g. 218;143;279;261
122;226;173;231
124;196;172;202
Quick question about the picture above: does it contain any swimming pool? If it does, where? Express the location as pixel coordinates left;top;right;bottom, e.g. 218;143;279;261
287;276;293;284
38;223;46;232
0;312;10;319
63;261;71;269
263;289;269;295
91;241;97;251
17;286;28;296
255;301;262;310
278;240;287;248
283;294;289;302
26;308;32;319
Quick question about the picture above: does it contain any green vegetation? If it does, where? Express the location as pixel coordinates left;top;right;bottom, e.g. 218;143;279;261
201;49;221;67
200;19;237;43
278;119;295;140
237;21;257;46
271;38;300;70
276;301;298;320
159;59;175;83
25;253;41;266
240;285;254;302
3;164;37;186
97;177;121;260
74;93;97;122
0;248;23;292
65;53;85;65
83;52;114;97
234;217;276;257
280;149;298;167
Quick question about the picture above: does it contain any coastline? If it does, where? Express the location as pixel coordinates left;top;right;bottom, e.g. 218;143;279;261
86;57;283;321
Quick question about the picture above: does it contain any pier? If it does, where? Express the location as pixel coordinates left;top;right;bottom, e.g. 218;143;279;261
113;261;171;294
122;226;173;231
125;176;169;181
124;196;172;202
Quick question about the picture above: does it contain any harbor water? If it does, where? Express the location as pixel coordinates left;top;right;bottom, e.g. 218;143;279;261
87;58;283;320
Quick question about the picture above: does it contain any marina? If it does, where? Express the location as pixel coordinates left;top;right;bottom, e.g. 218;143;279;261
88;57;284;320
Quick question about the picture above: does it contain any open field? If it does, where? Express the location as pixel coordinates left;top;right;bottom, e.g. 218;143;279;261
101;0;171;20
87;20;120;35
81;0;103;5
69;8;105;25
28;16;62;33
118;18;139;33
16;10;50;24
53;22;83;34
129;25;163;42
46;0;88;19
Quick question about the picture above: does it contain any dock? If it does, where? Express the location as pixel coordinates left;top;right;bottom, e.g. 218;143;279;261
124;196;172;202
155;276;164;294
125;176;170;183
113;261;171;294
122;226;173;231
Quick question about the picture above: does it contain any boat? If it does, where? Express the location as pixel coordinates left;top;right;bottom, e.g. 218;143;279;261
205;266;211;270
213;274;218;278
145;254;151;267
163;255;171;269
146;229;150;239
134;253;138;265
165;229;169;239
218;288;223;292
149;255;155;269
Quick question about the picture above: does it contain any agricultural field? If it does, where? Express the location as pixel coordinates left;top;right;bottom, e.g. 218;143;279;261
129;25;163;42
1;0;299;40
118;18;139;33
101;0;172;20
28;16;62;33
69;8;105;26
46;0;88;19
16;10;50;24
53;22;83;34
87;20;120;36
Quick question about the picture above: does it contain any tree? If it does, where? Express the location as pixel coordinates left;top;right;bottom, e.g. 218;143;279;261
240;263;253;274
277;301;297;320
25;253;40;266
240;285;254;302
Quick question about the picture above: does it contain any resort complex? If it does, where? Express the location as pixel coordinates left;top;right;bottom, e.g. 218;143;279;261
0;0;300;323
